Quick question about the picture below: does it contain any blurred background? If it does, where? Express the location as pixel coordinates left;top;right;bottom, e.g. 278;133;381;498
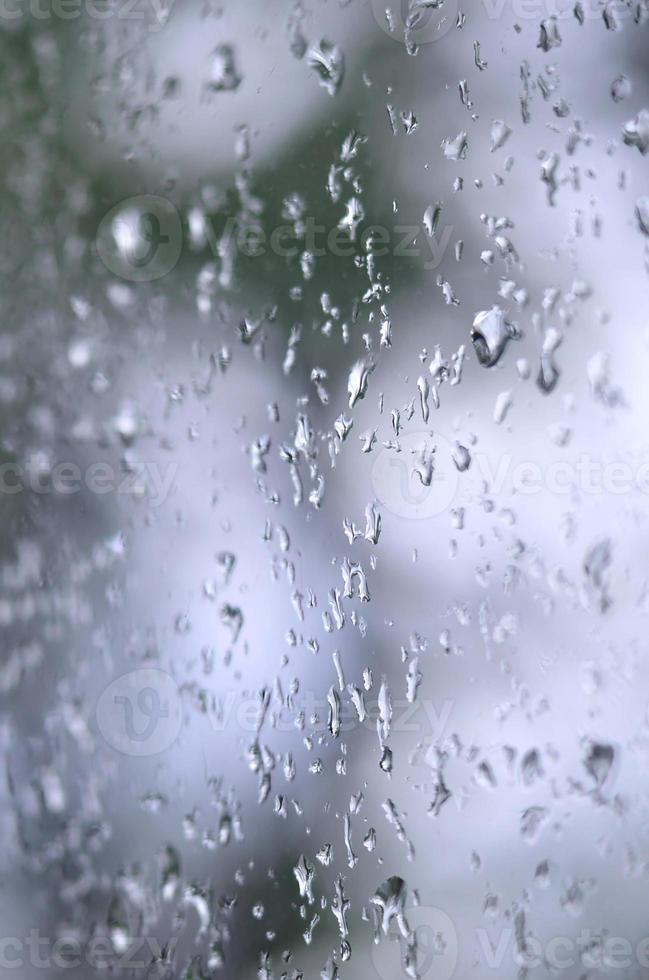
2;0;649;977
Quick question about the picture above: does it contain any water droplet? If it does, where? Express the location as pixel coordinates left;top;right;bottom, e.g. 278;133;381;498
611;74;631;102
206;45;242;93
622;109;649;155
308;40;345;96
471;307;520;367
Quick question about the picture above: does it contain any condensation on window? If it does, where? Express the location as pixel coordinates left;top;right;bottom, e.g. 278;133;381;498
2;2;649;979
